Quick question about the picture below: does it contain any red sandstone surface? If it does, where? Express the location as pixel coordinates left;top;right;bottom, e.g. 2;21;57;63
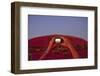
28;35;88;60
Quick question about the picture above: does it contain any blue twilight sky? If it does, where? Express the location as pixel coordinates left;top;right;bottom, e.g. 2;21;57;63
28;15;88;40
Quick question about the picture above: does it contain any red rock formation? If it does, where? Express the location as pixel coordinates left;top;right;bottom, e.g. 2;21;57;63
28;35;88;60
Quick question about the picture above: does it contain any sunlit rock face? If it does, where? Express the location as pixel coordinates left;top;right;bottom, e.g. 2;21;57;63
28;35;88;60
